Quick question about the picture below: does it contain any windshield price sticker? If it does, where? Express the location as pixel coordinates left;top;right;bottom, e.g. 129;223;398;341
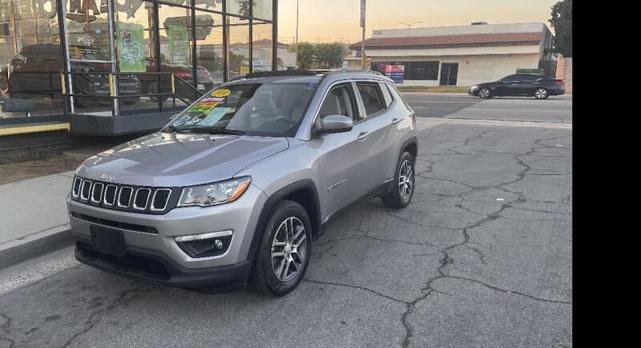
190;100;219;114
211;88;231;97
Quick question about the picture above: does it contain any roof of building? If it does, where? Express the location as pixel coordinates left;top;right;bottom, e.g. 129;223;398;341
349;32;543;50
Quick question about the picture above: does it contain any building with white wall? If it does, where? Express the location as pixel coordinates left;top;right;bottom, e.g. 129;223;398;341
349;22;554;87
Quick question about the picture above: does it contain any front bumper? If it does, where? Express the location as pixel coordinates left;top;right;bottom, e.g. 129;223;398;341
75;241;252;289
67;183;267;287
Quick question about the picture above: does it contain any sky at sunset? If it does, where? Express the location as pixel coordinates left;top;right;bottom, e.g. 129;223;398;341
277;0;559;44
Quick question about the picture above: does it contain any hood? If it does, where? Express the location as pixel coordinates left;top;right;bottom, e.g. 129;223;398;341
77;132;289;187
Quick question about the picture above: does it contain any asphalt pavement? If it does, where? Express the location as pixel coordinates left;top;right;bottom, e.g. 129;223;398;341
0;94;572;348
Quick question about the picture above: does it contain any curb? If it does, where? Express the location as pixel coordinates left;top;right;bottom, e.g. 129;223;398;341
0;225;73;269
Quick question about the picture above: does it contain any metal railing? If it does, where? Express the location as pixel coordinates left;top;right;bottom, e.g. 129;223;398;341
58;71;206;116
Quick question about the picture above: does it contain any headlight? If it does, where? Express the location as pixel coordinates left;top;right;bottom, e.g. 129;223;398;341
470;85;478;91
178;177;251;207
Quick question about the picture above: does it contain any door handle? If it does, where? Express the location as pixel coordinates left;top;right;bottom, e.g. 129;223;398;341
391;117;402;125
357;131;369;141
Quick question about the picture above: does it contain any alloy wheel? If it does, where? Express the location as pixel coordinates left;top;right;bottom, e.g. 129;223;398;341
398;159;414;202
535;88;548;99
271;216;307;281
479;88;490;98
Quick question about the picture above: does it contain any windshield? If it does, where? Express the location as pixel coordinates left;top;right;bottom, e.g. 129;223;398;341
165;82;318;137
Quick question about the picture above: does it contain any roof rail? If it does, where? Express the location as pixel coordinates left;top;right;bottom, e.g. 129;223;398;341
242;70;320;79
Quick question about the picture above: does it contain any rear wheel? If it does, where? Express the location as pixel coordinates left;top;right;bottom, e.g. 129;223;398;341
534;88;549;99
478;87;491;99
250;200;312;296
381;151;415;209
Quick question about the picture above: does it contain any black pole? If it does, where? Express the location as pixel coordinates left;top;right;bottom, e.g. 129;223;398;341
248;1;253;75
191;0;198;100
56;0;69;115
223;1;228;81
154;0;162;112
272;0;278;71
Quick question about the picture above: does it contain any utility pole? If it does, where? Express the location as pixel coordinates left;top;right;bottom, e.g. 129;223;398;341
360;0;366;70
296;0;299;68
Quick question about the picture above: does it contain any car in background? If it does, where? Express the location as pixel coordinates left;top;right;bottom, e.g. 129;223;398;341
0;44;140;106
469;73;565;99
141;61;215;103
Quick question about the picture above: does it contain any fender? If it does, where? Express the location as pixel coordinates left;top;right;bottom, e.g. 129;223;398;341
247;179;321;262
400;136;418;157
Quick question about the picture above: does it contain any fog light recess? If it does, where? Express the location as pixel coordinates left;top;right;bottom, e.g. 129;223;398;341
175;230;232;258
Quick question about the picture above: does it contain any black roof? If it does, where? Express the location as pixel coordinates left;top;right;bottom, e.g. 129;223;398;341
241;70;320;79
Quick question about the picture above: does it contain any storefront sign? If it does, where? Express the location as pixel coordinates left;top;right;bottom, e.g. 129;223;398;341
116;0;143;19
168;25;189;65
384;64;405;84
66;0;102;22
164;15;214;40
116;22;145;72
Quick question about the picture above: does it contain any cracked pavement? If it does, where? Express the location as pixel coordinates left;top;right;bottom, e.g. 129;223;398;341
0;96;572;347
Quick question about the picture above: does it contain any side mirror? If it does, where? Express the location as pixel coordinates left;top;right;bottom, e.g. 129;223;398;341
319;115;353;134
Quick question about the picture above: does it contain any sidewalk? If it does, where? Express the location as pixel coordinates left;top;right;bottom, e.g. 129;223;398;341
0;171;75;267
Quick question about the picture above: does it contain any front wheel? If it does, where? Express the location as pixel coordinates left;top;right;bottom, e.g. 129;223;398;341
534;88;549;99
478;87;492;99
381;151;415;209
250;200;312;296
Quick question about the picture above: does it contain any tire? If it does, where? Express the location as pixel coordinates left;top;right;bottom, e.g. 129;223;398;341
534;88;549;99
381;151;415;209
250;200;312;296
148;81;169;103
0;74;9;97
478;87;492;99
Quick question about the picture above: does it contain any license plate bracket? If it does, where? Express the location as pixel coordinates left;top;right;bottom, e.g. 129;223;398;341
90;225;126;257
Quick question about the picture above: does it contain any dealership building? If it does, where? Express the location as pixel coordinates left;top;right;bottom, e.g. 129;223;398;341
0;0;278;135
350;22;555;87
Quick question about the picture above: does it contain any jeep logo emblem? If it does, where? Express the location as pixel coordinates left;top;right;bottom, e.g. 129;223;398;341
100;174;115;182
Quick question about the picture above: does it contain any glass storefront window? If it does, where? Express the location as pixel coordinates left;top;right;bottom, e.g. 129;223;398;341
253;0;272;20
227;0;251;17
158;2;198;102
194;11;222;85
251;20;271;71
194;0;223;12
227;15;249;79
114;1;156;111
0;0;62;117
0;0;275;125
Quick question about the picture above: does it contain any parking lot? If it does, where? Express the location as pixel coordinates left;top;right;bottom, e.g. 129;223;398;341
0;95;572;347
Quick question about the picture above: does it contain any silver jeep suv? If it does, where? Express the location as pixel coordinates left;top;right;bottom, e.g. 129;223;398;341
67;71;417;296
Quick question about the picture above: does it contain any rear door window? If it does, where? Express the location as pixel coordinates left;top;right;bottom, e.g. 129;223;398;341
378;82;393;107
356;82;386;118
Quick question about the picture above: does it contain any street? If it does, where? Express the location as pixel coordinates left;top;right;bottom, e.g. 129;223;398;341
0;95;572;347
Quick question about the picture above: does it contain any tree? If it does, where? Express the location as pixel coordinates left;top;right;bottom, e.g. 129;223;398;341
295;42;316;70
549;0;572;57
293;42;347;69
315;43;347;69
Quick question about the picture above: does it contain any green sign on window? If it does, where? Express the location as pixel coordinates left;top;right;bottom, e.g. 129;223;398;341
116;22;145;72
168;25;190;65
